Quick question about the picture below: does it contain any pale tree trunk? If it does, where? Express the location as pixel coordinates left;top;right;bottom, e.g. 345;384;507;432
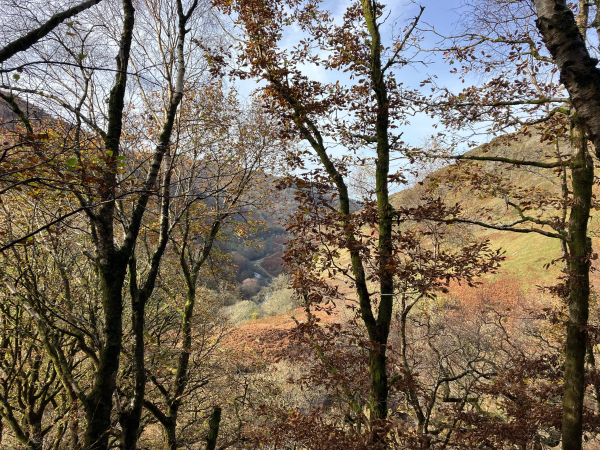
532;3;600;450
534;0;600;155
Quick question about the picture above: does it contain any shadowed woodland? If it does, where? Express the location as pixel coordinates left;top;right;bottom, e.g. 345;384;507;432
1;0;600;449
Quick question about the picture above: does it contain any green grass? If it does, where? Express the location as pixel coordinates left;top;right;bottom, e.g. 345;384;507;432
477;229;563;287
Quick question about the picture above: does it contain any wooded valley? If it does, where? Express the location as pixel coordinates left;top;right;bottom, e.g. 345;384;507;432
0;0;599;449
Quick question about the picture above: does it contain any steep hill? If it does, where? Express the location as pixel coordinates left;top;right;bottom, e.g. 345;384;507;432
0;92;49;128
228;132;585;359
391;132;594;287
232;132;582;312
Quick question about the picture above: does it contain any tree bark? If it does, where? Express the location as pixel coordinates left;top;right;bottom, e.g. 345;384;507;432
361;0;394;424
118;1;197;446
165;420;177;450
561;116;593;450
83;256;128;450
82;0;135;448
534;0;600;156
119;255;145;450
204;407;221;450
532;3;598;450
70;397;80;450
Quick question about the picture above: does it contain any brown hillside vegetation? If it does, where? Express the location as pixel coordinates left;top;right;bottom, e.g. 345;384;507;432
260;251;285;277
228;133;571;353
223;131;600;448
3;0;600;449
393;132;583;284
226;307;334;361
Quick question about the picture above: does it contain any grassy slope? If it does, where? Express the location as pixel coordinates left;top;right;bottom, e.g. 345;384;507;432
229;132;591;352
390;132;593;290
474;230;561;284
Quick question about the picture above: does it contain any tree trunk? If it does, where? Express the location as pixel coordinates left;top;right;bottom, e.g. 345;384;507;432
532;4;600;449
586;345;600;413
147;219;223;450
360;0;394;423
204;407;222;450
164;419;177;450
28;420;43;450
70;397;80;450
119;258;145;450
534;0;600;156
83;259;127;450
82;0;135;446
117;1;196;444
561;117;593;450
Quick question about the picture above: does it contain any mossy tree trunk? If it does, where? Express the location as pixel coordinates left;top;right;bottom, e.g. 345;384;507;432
561;117;593;450
533;2;600;449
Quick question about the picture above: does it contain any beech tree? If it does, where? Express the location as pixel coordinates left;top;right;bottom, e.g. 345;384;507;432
416;1;600;448
212;1;503;444
532;3;600;449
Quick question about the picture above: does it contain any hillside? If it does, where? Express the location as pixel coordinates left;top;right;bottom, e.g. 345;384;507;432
391;132;580;287
227;181;361;292
0;92;49;128
229;131;596;333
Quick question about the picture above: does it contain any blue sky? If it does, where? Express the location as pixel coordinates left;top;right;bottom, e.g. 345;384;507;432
229;0;479;186
234;0;470;144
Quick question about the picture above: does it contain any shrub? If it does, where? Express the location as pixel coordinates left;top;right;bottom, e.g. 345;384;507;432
222;300;259;325
260;288;295;317
222;274;299;324
240;278;262;299
252;360;331;414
